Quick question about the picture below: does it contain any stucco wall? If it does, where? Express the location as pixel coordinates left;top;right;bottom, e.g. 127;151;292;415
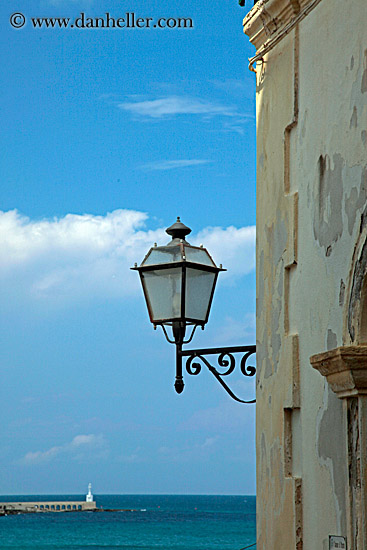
244;0;367;548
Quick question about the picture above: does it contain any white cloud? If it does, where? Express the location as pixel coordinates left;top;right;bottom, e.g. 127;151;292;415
213;314;256;345
210;79;256;102
20;434;107;465
23;446;61;465
192;225;256;278
70;434;100;448
115;93;254;133
0;209;163;303
140;159;211;171
201;436;219;448
118;95;238;119
0;209;255;304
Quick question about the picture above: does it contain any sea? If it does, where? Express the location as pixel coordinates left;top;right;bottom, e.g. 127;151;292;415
0;494;256;550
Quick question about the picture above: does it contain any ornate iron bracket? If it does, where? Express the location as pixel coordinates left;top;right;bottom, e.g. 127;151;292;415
176;344;256;403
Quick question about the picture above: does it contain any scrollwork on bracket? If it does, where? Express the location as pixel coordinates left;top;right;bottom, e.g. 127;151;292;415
181;346;256;404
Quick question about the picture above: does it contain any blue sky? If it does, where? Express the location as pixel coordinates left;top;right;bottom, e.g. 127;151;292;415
0;0;256;495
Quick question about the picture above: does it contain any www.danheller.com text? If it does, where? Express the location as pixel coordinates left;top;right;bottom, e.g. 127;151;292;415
10;12;194;30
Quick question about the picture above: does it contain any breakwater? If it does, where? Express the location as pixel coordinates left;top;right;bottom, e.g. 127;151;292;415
0;500;96;514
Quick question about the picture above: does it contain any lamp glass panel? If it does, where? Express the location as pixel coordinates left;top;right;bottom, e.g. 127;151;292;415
185;267;216;321
142;246;182;266
142;267;182;321
184;247;216;267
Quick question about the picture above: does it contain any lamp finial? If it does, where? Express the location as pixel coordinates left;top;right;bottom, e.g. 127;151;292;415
166;218;191;242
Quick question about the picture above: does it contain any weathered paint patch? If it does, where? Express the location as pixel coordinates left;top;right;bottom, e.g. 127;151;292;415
270;439;284;494
358;167;367;233
257;332;272;382
300;109;308;145
313;154;344;253
266;220;288;265
350;106;358;128
318;385;347;534
271;323;281;375
261;431;266;458
348;232;367;341
361;49;367;93
263;352;273;379
260;221;286;380
345;188;360;235
339;279;345;307
259;339;273;380
327;329;337;350
260;430;270;489
257;249;265;314
345;166;367;235
270;267;284;374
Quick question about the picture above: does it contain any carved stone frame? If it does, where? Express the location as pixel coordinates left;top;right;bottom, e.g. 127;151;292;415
310;218;367;550
311;348;367;549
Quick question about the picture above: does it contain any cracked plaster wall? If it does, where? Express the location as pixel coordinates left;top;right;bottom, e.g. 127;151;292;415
251;0;367;548
255;23;300;548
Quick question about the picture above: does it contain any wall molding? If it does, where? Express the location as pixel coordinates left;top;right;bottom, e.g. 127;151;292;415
311;346;367;398
311;345;367;548
243;0;323;70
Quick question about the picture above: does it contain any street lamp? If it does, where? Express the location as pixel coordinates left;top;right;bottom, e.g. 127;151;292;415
132;218;256;403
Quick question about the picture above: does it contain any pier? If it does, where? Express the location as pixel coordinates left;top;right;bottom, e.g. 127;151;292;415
0;500;96;513
0;483;96;514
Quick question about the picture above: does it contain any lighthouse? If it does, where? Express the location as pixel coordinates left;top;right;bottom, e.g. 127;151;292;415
86;483;93;503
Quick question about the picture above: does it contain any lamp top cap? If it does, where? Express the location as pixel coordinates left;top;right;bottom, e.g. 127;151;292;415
166;217;192;241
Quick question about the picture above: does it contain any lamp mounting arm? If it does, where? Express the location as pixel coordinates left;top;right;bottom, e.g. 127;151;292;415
176;344;256;403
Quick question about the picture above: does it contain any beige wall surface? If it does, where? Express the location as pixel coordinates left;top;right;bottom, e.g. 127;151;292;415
244;0;367;548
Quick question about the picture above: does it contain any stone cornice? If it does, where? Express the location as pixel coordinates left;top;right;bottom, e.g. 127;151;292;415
243;0;321;51
310;346;367;398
